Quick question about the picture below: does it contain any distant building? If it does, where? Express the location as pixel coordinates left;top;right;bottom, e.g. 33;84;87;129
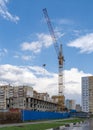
76;104;82;112
65;99;75;110
0;85;10;109
33;91;50;101
82;76;93;113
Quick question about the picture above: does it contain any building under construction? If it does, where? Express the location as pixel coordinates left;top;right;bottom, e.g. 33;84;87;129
0;85;58;112
52;95;65;111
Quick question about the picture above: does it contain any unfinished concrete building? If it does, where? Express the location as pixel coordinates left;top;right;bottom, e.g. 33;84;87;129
0;85;33;109
6;97;57;112
52;95;65;111
0;85;57;112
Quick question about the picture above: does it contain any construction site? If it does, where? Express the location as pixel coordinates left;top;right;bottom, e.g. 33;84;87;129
0;84;68;123
0;8;67;123
0;85;57;111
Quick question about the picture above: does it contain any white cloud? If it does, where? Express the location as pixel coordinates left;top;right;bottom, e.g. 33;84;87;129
37;33;52;47
0;64;36;86
0;0;19;23
67;33;93;53
56;19;73;25
21;33;52;53
0;64;92;104
0;48;8;57
49;18;73;26
21;41;42;53
29;66;51;76
14;55;19;59
21;55;32;61
14;52;34;61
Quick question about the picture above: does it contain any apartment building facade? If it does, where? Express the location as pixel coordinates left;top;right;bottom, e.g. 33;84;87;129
82;76;93;113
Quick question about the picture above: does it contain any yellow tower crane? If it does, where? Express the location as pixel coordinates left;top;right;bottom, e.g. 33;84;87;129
43;8;65;111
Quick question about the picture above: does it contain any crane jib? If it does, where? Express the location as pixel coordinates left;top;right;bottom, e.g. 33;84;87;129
43;8;59;57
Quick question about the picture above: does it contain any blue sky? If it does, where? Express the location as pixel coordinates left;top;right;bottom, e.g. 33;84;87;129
0;0;93;104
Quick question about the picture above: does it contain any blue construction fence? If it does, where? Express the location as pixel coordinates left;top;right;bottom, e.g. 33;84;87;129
21;110;70;121
70;111;89;118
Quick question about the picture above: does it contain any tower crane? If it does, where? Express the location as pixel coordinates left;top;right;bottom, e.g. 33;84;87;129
43;8;65;96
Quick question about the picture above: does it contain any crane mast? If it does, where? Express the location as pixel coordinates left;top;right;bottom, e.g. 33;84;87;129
43;8;64;96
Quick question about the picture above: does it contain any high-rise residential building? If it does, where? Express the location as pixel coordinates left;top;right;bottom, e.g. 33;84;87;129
82;76;93;113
